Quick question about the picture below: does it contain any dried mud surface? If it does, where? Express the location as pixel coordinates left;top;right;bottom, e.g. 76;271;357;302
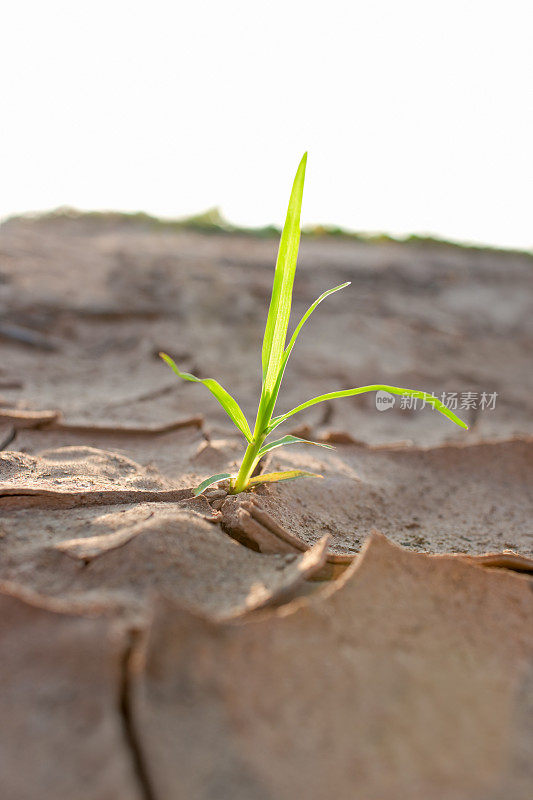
1;215;532;799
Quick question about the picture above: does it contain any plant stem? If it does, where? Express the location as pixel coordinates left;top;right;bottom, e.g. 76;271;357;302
231;436;265;494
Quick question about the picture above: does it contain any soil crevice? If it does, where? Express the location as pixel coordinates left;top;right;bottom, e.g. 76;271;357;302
119;628;159;800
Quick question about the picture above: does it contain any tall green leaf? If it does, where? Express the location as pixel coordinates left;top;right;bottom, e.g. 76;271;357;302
261;152;307;394
159;353;253;442
267;385;469;433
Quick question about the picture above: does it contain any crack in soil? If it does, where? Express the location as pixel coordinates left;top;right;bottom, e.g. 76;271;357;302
119;629;158;800
0;488;193;510
0;426;16;451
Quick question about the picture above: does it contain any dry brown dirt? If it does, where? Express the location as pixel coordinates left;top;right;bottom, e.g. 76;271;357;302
0;213;532;799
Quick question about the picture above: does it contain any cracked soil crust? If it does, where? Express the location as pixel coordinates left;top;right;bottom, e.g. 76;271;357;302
0;215;532;799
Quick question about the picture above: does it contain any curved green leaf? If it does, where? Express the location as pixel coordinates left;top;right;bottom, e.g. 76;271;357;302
247;469;323;488
284;282;350;365
262;153;307;392
258;434;334;458
193;472;232;496
267;385;469;433
263;282;350;421
160;353;252;442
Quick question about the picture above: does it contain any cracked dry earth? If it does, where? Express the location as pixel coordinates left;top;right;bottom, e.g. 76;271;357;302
0;214;533;800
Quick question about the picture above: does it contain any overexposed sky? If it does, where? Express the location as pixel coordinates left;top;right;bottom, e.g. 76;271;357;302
2;1;532;249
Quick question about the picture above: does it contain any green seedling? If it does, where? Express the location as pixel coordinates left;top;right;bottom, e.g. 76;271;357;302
160;154;468;496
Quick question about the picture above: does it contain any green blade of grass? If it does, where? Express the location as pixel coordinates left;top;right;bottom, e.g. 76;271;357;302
193;472;232;496
257;434;334;458
159;353;253;442
261;152;307;394
262;282;350;421
283;282;350;364
267;385;469;433
247;469;323;488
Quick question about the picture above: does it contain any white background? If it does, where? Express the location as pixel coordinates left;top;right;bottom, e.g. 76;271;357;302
2;1;532;249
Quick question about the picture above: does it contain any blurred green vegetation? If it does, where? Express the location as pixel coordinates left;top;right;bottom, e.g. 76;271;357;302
8;206;532;257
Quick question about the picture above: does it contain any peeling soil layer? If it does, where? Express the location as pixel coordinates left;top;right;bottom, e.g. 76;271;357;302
1;215;532;798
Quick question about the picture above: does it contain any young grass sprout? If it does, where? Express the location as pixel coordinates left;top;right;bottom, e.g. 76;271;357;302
160;153;468;496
